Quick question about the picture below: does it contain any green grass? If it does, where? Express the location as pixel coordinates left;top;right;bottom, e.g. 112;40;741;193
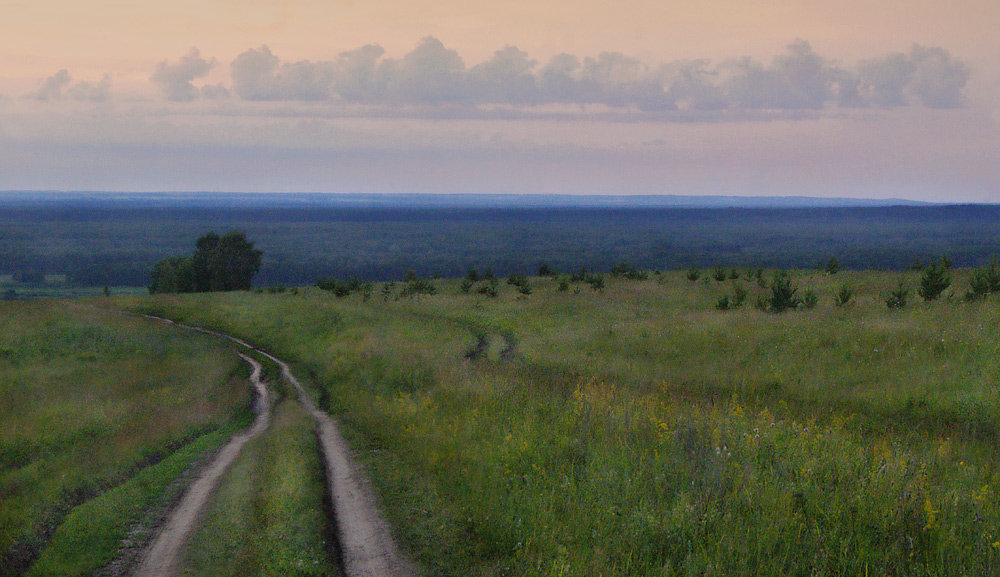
128;268;1000;576
177;379;340;576
25;425;245;577
0;300;249;574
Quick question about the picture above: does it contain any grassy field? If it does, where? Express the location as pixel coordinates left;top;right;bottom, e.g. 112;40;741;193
128;267;1000;576
0;300;251;576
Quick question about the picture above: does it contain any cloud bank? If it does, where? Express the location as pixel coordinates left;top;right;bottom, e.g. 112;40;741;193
28;39;971;117
215;38;970;113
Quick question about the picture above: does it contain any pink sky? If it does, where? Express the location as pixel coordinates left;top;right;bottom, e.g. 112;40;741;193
1;0;998;201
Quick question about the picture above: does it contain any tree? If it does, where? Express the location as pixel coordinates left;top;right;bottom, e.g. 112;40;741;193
886;280;909;309
149;255;195;294
918;259;951;301
767;271;801;313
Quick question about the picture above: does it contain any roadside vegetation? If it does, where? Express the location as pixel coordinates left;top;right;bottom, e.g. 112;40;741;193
127;265;1000;576
0;300;250;576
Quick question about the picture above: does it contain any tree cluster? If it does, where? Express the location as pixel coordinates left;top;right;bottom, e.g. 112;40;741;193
149;231;262;294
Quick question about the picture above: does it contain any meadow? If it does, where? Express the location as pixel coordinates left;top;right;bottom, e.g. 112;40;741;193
0;300;252;576
128;266;1000;576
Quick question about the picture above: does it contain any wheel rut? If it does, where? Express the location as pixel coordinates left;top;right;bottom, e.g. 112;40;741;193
133;354;270;577
136;315;417;577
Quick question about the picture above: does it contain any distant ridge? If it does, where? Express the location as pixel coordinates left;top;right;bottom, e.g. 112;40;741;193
0;191;935;209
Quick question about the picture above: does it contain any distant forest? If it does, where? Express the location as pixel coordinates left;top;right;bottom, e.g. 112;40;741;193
3;203;1000;287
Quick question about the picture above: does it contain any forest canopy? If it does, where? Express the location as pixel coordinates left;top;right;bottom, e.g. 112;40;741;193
149;231;262;293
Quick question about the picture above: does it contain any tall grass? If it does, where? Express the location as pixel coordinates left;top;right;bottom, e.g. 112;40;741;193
0;300;248;574
129;269;1000;575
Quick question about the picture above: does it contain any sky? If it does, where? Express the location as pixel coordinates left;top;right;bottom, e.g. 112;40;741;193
1;0;998;202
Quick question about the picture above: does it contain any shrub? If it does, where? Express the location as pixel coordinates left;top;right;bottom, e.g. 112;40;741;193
686;267;700;282
476;283;498;298
381;282;394;301
518;283;532;295
586;274;605;292
610;262;648;280
732;284;747;308
803;290;818;309
767;271;801;313
728;269;740;280
570;267;588;282
825;257;840;275
316;277;351;297
712;266;726;282
537;262;556;277
507;273;528;287
715;294;731;310
835;284;854;307
557;278;570;292
466;268;480;282
755;268;768;288
918;259;951;301
886;280;909;309
965;270;990;301
400;277;437;297
987;258;1000;292
460;279;474;293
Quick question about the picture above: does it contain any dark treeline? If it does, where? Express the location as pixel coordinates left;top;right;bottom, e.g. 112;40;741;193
3;204;1000;287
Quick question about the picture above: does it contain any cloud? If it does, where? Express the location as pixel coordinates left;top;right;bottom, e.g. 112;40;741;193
380;36;467;104
467;46;539;105
34;69;111;102
333;44;385;102
661;60;727;111
719;40;839;110
209;38;974;115
151;48;215;101
907;45;969;108
66;75;111;102
231;45;335;101
859;45;969;109
35;69;71;101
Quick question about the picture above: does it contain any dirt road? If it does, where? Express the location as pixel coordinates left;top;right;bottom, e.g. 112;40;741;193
133;354;270;577
138;315;416;577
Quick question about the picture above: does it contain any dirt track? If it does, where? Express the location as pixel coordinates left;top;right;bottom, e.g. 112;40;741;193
133;354;270;577
137;315;416;577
